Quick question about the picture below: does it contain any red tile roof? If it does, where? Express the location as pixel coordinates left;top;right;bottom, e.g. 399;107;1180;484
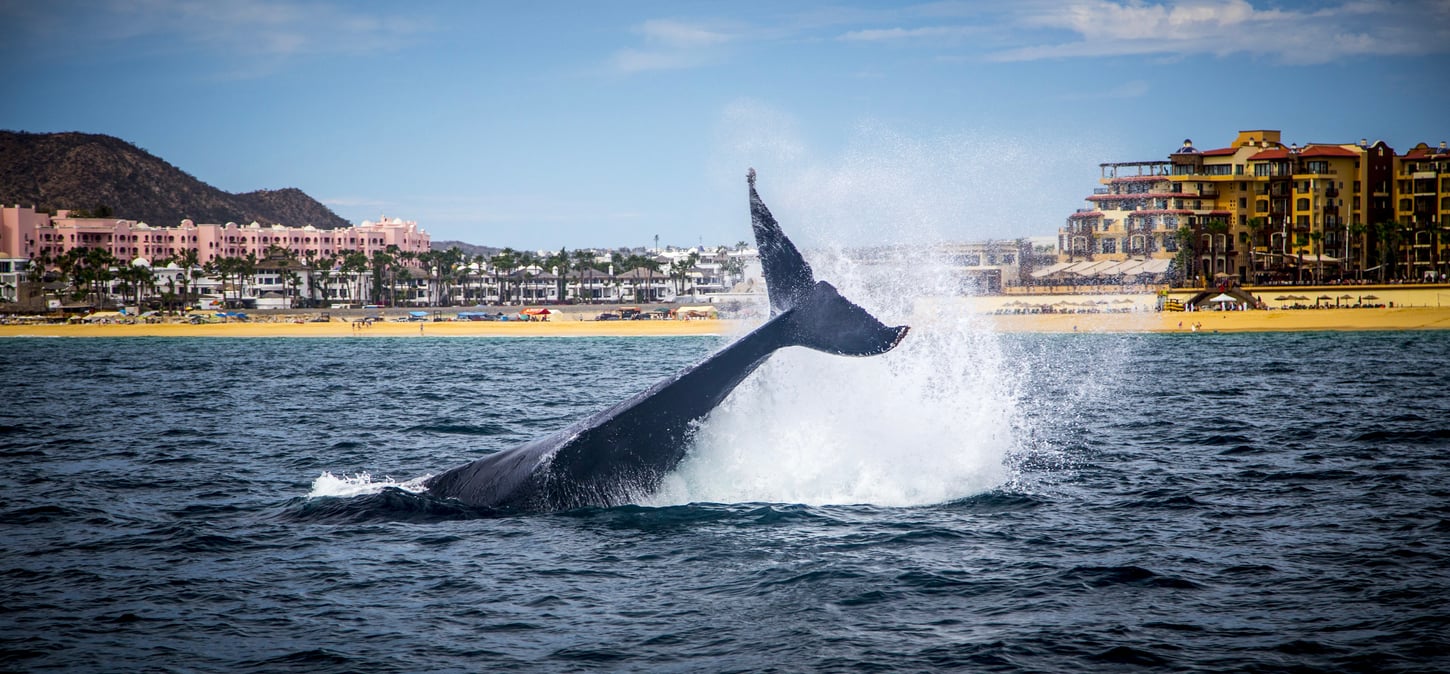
1401;146;1448;159
1249;148;1293;160
1298;145;1359;158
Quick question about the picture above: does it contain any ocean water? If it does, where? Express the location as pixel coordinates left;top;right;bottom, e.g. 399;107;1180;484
2;330;1448;672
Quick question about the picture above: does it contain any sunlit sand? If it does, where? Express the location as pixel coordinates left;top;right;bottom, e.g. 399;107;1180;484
0;317;743;338
6;285;1450;337
985;306;1450;333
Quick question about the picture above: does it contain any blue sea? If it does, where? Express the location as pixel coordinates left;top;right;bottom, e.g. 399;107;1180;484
3;329;1448;672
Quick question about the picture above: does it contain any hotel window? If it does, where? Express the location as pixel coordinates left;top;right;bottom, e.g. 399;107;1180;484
1101;239;1117;254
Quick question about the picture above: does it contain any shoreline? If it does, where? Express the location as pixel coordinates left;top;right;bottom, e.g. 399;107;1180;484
982;306;1450;333
5;306;1450;338
0;318;745;339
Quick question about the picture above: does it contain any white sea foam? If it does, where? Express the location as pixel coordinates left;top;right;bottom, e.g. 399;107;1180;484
652;121;1036;507
308;471;430;498
651;285;1017;508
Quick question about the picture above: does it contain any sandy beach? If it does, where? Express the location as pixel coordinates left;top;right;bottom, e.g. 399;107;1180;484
6;284;1450;337
6;307;1450;338
984;306;1450;333
0;316;745;339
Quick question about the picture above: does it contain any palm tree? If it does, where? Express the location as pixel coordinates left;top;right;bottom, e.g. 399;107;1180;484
515;250;539;303
436;246;464;307
1308;230;1324;284
340;250;370;304
466;254;481;304
543;248;570;302
81;247;118;307
1172;225;1196;288
301;249;321;307
669;252;700;296
369;249;394;306
238;253;259;306
1245;217;1268;283
27;250;53;285
174;248;201;309
572;249;597;303
204;257;226;306
1348;222;1368;281
323;253;342;305
1373;221;1397;282
649;254;665;302
490;249;519;304
115;262;155;309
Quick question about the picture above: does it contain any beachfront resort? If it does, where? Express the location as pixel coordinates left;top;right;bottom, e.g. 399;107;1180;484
1045;130;1450;288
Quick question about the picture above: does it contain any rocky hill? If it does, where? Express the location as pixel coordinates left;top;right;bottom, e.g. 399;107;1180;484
430;240;502;257
0;130;351;228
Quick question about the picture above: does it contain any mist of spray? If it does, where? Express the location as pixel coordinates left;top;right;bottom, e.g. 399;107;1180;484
653;112;1050;507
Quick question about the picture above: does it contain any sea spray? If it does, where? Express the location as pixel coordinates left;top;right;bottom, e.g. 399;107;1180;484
653;244;1020;508
309;471;430;498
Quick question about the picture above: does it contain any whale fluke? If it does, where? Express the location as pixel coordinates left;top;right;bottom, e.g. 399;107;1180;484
748;169;815;316
421;170;909;511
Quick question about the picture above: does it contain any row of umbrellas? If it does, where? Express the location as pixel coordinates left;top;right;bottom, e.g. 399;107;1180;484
1274;294;1379;303
1002;298;1137;307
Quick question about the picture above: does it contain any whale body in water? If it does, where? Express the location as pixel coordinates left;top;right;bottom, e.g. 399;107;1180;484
423;171;909;511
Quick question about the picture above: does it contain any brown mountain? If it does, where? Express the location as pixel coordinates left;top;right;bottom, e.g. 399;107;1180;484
0;130;351;229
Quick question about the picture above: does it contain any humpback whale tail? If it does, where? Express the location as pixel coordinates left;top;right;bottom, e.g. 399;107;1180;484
418;170;909;512
748;168;909;357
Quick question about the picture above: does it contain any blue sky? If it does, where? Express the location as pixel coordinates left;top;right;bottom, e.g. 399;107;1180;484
3;0;1447;251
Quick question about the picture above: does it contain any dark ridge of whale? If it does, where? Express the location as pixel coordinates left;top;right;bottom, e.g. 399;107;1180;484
422;170;910;512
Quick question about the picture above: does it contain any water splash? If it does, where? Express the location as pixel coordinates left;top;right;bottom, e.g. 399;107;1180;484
650;239;1020;507
308;471;430;498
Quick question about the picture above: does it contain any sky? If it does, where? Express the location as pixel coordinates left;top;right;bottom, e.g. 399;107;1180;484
2;0;1448;251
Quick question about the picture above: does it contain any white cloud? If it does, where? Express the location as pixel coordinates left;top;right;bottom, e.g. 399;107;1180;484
992;0;1450;65
638;19;733;47
64;0;434;75
609;18;739;74
837;25;984;42
610;47;713;74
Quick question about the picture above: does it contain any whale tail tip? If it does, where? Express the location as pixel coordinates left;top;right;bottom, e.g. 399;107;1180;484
749;170;909;357
786;281;909;357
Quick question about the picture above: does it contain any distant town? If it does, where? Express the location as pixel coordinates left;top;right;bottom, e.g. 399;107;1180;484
1;127;1447;314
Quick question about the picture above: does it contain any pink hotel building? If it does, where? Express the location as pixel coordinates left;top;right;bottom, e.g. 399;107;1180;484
0;205;430;264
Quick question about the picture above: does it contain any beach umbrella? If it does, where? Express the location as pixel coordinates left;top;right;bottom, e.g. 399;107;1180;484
1275;296;1291;301
1361;294;1379;300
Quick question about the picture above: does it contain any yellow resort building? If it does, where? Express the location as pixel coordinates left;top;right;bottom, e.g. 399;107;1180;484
1054;130;1450;286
